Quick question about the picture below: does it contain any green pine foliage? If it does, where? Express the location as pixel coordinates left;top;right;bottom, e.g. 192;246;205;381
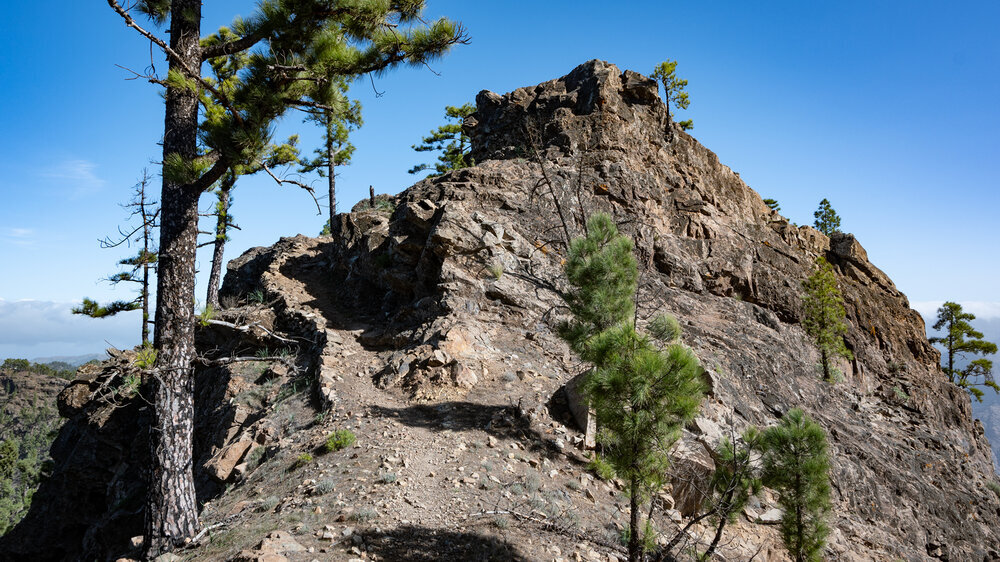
0;386;61;535
186;3;467;194
651;60;693;130
298;77;363;217
812;199;841;236
763;198;781;212
700;428;763;559
558;213;705;562
323;429;357;453
801;257;852;382
761;409;832;562
0;359;75;380
929;302;999;401
409;103;475;176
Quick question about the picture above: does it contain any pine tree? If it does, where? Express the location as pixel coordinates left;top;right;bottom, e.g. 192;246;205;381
702;428;763;559
202;139;300;309
761;409;832;562
559;213;704;562
812;199;841;236
106;1;466;554
801;257;852;381
651;60;693;131
763;198;781;212
408;103;475;176
74;170;158;344
299;78;363;232
929;302;998;401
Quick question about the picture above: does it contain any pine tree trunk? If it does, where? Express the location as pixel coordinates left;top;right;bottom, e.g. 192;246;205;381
821;348;829;382
704;488;734;559
142;261;150;345
141;213;151;345
206;177;233;309
146;0;202;555
327;141;336;229
629;477;641;562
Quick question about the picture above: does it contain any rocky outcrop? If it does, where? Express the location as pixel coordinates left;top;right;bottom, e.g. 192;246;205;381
280;60;999;559
0;311;323;561
5;60;999;561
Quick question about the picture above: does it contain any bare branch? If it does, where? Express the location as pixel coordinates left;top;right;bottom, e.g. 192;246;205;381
202;318;297;344
105;0;172;56
261;163;322;215
107;0;243;125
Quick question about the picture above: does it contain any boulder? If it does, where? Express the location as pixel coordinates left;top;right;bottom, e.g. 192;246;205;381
564;372;596;449
205;437;254;482
669;439;716;517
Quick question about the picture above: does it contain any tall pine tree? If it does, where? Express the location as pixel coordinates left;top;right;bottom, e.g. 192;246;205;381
74;170;158;344
812;199;841;236
408;103;475;176
558;213;704;562
801;257;852;381
761;409;832;562
929;302;998;401
299;78;363;233
106;1;466;554
651;60;692;131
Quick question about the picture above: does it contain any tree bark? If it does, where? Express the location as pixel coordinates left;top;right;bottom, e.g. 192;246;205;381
629;477;641;562
327;130;336;229
146;0;203;555
703;488;734;559
206;174;234;309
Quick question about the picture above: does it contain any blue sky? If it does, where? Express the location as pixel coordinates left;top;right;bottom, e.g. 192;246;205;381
0;1;998;358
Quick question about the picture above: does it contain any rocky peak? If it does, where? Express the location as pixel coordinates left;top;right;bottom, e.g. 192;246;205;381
4;61;999;561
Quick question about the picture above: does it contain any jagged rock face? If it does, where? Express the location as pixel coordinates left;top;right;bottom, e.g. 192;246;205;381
300;60;999;559
5;60;999;561
0;314;316;561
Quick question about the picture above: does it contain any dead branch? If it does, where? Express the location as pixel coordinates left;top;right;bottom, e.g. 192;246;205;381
262;163;322;214
106;0;244;126
201;318;297;344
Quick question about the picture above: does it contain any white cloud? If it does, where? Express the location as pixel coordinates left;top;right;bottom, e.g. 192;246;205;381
0;298;138;360
912;301;1000;321
3;227;34;246
42;159;106;197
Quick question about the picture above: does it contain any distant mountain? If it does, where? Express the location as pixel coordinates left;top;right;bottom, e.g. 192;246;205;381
29;353;104;367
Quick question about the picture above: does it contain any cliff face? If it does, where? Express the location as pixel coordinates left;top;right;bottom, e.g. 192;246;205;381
309;60;1000;558
4;60;998;561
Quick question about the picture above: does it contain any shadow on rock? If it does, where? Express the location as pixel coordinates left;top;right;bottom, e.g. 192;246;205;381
368;401;586;465
358;525;530;561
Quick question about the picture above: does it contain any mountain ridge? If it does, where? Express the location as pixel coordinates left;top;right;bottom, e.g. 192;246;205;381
3;59;998;561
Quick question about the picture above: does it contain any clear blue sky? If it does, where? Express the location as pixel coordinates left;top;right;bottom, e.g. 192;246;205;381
1;1;998;358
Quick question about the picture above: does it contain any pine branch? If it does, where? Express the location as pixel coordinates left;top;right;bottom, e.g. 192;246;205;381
107;0;243;126
262;163;322;215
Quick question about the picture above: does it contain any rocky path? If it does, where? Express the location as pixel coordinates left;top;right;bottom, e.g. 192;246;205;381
198;237;654;561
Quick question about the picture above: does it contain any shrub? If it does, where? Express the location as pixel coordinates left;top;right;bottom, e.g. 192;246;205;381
315;479;335;495
588;455;616;481
292;453;313;469
349;506;378;522
324;429;357;453
487;264;503;280
135;344;157;369
255;495;279;512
